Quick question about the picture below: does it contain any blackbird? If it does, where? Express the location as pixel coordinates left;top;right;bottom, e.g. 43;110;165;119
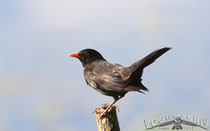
69;47;171;118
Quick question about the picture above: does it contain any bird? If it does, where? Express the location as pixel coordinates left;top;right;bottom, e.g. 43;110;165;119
69;47;171;118
146;117;208;130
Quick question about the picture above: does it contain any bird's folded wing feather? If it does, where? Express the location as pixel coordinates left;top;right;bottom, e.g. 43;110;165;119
85;69;128;92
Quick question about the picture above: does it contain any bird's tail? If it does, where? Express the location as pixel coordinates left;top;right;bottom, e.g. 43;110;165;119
125;82;149;93
123;47;171;93
128;47;171;80
129;47;171;71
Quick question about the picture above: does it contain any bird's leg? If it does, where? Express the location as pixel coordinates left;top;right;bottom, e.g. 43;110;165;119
99;96;124;119
99;99;118;119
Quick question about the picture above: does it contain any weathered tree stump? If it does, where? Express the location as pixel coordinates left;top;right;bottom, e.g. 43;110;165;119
93;104;120;131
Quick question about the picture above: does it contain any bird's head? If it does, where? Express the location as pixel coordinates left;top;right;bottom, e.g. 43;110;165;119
69;49;105;67
175;117;181;123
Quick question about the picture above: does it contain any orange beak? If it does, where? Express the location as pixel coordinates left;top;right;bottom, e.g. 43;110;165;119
69;53;80;58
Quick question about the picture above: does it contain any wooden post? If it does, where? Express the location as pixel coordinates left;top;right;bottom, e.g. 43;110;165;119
93;104;120;131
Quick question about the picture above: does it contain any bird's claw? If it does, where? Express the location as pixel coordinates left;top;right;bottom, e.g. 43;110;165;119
98;112;106;119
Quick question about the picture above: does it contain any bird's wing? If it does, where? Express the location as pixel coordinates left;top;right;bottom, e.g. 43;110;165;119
181;120;208;130
146;120;174;130
85;67;128;92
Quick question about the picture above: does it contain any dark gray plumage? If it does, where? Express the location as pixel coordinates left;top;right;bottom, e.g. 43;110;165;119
69;47;171;118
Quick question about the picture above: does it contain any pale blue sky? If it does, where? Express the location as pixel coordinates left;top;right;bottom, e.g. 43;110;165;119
0;0;210;131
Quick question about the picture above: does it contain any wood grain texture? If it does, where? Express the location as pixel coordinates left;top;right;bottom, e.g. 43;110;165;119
94;104;120;131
